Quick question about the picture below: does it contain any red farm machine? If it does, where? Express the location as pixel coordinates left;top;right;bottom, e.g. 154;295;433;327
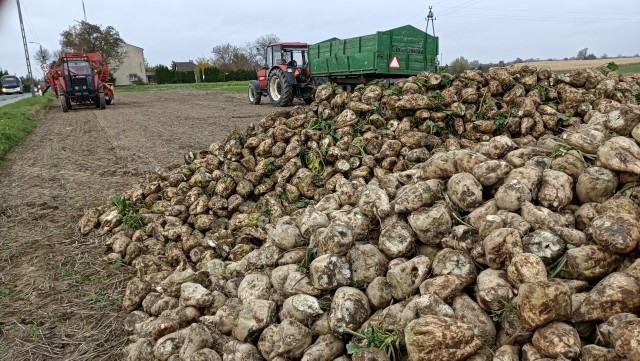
248;42;315;107
46;53;114;112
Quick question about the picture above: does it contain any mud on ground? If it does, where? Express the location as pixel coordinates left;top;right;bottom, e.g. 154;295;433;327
0;90;273;360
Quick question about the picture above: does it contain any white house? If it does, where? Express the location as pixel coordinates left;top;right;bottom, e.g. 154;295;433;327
113;43;146;86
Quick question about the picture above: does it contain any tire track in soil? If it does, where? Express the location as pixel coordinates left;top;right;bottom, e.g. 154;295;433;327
0;90;272;360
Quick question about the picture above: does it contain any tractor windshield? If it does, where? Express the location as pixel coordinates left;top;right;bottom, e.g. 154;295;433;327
65;60;92;75
280;48;306;67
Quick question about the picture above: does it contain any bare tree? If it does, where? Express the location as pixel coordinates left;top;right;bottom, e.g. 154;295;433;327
34;47;51;67
211;43;237;71
244;34;280;68
576;48;589;60
60;21;125;67
212;43;253;72
232;52;253;71
52;49;63;60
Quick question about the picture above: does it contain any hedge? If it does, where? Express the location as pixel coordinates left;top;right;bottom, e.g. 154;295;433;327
154;65;255;84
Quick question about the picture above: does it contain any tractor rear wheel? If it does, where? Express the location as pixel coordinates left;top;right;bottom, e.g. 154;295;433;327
99;93;106;109
268;68;293;107
248;85;261;105
60;95;69;113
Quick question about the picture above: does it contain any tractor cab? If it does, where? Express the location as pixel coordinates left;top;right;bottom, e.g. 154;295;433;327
55;57;104;111
248;42;315;107
60;59;96;98
265;43;307;69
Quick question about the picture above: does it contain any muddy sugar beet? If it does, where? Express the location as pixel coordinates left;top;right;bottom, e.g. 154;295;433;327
80;65;640;361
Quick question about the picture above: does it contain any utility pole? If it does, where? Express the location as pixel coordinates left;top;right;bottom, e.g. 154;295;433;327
16;0;36;96
425;6;438;71
82;0;88;22
425;6;436;37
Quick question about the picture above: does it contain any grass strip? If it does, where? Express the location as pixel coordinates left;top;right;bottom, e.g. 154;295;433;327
0;95;53;163
115;81;248;93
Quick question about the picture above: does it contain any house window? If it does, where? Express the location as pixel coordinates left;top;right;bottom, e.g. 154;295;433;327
129;74;139;83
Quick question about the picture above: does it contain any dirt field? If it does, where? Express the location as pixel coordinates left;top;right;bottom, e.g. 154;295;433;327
0;90;273;360
516;56;640;71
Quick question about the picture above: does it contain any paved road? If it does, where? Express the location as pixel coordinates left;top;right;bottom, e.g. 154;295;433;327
0;93;33;107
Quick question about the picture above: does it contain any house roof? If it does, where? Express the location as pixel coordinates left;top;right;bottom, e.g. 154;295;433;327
125;43;143;51
174;61;196;72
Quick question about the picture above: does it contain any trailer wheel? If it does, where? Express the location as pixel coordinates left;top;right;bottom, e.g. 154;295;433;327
60;95;69;113
268;68;293;107
99;93;106;109
248;85;261;105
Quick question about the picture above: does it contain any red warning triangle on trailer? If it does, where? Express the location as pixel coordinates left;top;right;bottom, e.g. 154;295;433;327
389;56;401;69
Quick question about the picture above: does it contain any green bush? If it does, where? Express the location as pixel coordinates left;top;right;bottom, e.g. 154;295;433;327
154;64;254;84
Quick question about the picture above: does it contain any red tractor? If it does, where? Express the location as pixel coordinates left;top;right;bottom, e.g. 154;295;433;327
248;42;315;107
46;53;114;112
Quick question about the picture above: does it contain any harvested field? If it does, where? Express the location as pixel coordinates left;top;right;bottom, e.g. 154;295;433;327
0;90;272;360
516;57;640;72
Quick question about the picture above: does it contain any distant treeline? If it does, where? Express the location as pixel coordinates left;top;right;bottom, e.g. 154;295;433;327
154;65;254;84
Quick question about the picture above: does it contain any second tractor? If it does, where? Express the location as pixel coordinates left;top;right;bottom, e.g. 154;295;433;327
46;53;114;112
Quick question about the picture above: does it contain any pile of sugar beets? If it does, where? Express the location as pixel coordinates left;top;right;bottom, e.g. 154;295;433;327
80;65;640;361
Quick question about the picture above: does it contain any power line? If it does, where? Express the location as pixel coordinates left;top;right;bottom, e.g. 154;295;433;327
454;7;633;15
401;0;474;25
438;0;484;16
437;13;639;24
21;0;41;44
16;0;36;97
432;3;637;23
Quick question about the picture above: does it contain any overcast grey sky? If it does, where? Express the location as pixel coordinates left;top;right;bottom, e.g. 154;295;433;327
0;0;638;78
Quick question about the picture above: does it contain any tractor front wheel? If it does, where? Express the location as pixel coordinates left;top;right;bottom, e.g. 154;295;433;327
99;93;106;109
268;68;293;107
248;85;261;105
60;95;69;113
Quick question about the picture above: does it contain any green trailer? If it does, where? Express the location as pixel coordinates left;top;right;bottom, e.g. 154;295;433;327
308;25;439;84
